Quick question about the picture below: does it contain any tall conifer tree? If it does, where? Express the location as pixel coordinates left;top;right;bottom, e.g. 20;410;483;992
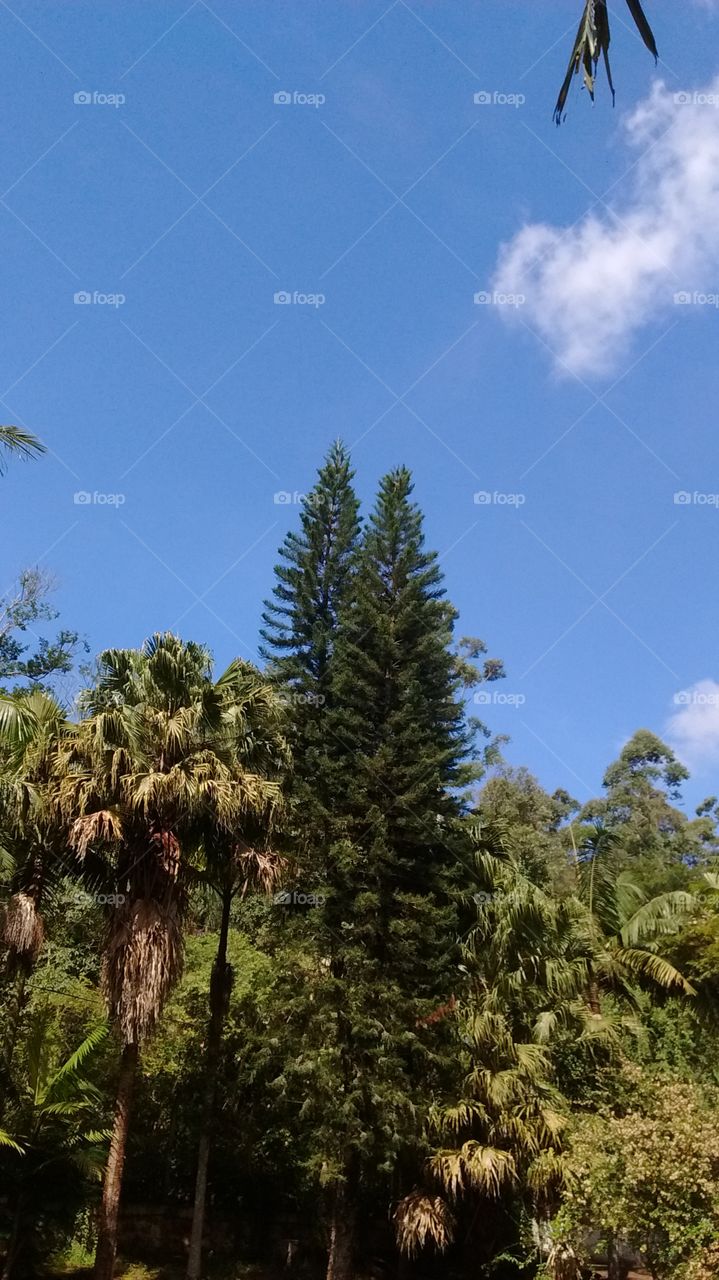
262;461;487;1280
260;439;360;843
260;439;360;714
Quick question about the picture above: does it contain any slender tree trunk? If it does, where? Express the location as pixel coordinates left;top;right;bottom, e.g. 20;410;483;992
186;889;233;1280
93;1041;139;1280
583;983;598;1013
1;1187;27;1280
607;1233;629;1280
6;971;28;1065
326;1182;356;1280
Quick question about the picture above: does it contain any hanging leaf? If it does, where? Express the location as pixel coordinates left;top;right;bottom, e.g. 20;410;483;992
625;0;658;58
554;0;657;125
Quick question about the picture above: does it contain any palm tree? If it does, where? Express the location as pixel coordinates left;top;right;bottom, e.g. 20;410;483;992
0;1008;108;1280
572;824;695;1020
0;692;69;1084
185;661;289;1280
396;822;584;1257
59;634;259;1280
0;427;44;475
555;0;658;124
395;820;696;1260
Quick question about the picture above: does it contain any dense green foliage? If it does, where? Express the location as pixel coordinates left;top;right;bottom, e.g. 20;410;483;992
2;442;719;1280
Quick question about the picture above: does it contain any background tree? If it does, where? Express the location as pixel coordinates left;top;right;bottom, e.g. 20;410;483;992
577;732;713;891
186;662;289;1280
396;819;585;1263
0;571;84;696
571;824;695;1024
0;1009;108;1280
556;1070;719;1280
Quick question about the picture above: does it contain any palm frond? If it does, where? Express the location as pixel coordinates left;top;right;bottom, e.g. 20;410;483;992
394;1192;455;1257
50;1022;108;1086
70;810;124;857
555;0;657;125
0;425;45;472
619;888;695;947
67;1146;107;1180
617;946;696;995
0;1129;25;1154
2;891;44;959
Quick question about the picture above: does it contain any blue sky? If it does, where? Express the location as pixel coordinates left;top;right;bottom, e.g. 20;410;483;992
3;0;719;812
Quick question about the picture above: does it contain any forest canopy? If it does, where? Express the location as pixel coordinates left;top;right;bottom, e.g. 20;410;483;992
2;441;718;1280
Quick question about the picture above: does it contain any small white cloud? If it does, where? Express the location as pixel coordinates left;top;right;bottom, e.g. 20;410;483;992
492;77;719;379
666;678;719;769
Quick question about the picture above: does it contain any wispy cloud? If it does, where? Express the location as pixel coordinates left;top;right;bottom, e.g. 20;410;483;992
493;78;719;378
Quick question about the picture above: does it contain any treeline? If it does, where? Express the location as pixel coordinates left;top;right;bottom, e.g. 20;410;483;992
2;442;719;1280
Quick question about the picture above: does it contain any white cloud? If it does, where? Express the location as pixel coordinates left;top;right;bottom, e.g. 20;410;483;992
666;678;719;770
492;77;719;379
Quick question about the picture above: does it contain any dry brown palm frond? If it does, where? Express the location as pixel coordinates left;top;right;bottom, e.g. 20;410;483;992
527;1149;568;1194
428;1099;486;1135
149;828;181;877
2;891;44;960
460;1141;517;1194
428;1149;465;1197
69;810;123;857
102;897;183;1044
430;1142;516;1198
236;844;284;896
393;1191;455;1257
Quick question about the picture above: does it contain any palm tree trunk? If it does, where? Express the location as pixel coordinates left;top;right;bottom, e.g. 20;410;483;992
587;978;601;1015
186;888;233;1280
7;971;28;1062
1;1187;27;1280
93;1041;139;1280
326;1182;356;1280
